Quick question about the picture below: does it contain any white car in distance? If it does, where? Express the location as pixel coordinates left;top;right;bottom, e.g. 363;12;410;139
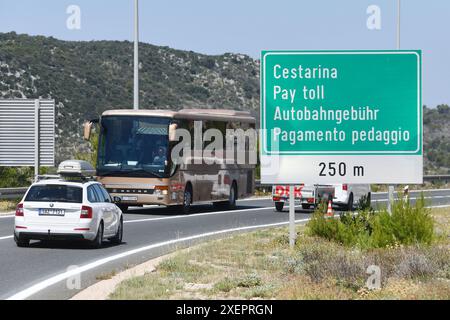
272;184;371;211
14;160;123;248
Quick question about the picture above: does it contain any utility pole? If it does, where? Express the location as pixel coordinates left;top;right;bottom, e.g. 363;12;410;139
133;0;139;110
388;0;401;214
396;0;401;50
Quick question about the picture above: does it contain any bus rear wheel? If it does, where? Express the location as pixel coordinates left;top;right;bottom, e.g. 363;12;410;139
228;183;237;210
182;185;193;214
213;183;237;210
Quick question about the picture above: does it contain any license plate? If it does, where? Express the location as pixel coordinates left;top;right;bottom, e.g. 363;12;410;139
121;196;138;201
39;208;65;216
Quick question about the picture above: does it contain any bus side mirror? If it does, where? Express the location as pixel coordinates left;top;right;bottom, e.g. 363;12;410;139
83;121;93;141
169;123;178;142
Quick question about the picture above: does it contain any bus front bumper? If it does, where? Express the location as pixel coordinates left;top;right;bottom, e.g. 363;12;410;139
110;193;176;206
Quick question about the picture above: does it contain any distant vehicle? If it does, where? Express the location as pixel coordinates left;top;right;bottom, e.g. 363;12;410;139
272;184;371;212
84;109;256;214
14;160;123;248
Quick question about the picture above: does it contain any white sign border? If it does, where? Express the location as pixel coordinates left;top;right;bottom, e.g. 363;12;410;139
261;51;422;155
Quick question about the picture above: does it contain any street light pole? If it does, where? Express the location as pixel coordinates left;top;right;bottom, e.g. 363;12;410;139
396;0;401;50
133;0;139;110
389;0;401;214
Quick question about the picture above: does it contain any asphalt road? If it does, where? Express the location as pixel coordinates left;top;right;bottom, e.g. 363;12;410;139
0;189;449;300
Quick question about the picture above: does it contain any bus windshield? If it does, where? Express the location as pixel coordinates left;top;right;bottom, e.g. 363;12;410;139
97;116;171;178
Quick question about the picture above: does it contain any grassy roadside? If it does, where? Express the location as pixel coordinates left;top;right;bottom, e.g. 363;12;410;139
0;199;18;213
371;183;450;193
109;207;450;300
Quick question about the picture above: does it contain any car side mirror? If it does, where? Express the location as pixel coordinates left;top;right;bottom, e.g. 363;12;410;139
113;196;121;203
83;118;99;140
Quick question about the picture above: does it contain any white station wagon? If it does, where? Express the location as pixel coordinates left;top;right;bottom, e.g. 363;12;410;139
14;160;123;248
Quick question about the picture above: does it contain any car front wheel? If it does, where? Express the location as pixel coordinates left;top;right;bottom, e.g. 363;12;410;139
91;222;104;249
347;194;354;211
110;217;123;245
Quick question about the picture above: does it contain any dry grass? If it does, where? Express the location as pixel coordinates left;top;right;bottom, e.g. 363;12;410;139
110;208;450;300
0;200;18;212
96;270;118;281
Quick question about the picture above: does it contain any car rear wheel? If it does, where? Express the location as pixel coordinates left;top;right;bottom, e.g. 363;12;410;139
110;217;123;245
302;204;311;210
14;234;30;248
347;194;354;211
91;222;104;249
275;202;284;212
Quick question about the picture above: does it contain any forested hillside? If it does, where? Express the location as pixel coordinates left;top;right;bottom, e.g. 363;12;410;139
0;32;448;179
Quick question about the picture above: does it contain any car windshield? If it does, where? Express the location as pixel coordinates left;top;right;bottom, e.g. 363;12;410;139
25;185;83;203
97;116;171;178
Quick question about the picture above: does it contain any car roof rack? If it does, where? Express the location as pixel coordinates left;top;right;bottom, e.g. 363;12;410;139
56;160;97;183
35;174;61;182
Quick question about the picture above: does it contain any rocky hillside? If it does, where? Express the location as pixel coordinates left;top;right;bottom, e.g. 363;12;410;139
423;105;450;174
0;32;448;174
0;32;259;162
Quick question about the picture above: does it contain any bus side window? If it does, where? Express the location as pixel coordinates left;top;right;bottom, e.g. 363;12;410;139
188;120;196;151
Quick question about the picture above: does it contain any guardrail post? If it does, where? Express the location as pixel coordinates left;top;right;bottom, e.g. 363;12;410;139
387;185;394;214
289;185;296;248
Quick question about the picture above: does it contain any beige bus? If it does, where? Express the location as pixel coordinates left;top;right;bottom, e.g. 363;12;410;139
84;109;256;214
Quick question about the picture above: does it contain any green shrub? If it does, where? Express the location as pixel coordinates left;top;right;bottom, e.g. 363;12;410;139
214;277;237;292
307;195;435;249
236;273;262;288
371;196;434;247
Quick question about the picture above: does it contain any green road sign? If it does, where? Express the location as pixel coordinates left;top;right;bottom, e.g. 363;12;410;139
260;50;422;184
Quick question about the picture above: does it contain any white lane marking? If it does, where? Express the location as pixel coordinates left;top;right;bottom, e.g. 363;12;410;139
6;218;310;300
0;206;305;240
124;206;277;224
0;235;13;240
238;196;271;201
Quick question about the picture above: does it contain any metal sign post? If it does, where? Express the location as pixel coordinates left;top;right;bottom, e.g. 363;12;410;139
289;185;296;248
388;0;402;214
133;0;139;110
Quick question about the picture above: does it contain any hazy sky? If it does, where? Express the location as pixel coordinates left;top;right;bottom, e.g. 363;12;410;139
0;0;449;107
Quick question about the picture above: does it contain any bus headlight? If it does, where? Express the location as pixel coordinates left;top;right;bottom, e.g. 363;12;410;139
155;185;169;196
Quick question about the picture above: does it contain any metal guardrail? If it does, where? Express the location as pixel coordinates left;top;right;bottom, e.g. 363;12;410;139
423;175;450;183
0;175;448;200
0;188;27;200
255;175;450;190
